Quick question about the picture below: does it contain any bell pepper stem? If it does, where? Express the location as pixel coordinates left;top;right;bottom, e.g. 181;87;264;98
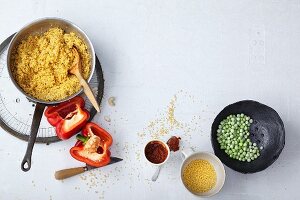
76;134;89;144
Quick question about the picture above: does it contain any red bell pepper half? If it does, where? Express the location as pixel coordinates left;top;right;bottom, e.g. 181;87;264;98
44;96;90;140
70;122;113;167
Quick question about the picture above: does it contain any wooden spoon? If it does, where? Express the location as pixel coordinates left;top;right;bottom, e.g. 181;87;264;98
70;47;100;112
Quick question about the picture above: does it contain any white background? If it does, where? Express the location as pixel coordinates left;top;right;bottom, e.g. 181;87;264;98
0;0;300;199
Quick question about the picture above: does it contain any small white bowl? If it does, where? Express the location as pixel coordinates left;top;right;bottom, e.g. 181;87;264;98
180;148;226;197
144;140;170;166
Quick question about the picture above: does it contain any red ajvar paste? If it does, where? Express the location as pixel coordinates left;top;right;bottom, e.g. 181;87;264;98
167;136;181;152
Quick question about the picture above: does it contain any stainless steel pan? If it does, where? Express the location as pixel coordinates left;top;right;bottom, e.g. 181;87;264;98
6;18;95;172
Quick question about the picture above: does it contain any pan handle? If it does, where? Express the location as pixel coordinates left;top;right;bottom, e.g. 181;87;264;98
21;103;46;172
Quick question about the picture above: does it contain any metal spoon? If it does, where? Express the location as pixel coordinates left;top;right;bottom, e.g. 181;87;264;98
151;165;163;181
70;47;100;112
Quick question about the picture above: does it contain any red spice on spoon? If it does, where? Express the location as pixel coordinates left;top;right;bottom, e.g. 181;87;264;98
167;136;181;152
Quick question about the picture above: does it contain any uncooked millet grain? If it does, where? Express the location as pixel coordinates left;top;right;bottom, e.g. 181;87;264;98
182;159;217;193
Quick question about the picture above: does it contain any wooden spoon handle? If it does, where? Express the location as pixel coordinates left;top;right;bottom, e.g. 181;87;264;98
55;167;86;180
79;78;100;112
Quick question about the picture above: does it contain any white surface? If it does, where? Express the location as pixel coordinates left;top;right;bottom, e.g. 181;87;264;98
0;0;300;199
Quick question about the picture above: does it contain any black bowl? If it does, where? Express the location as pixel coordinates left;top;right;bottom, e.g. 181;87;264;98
211;100;285;173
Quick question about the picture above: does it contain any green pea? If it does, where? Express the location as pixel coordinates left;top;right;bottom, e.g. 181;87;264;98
217;113;259;162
